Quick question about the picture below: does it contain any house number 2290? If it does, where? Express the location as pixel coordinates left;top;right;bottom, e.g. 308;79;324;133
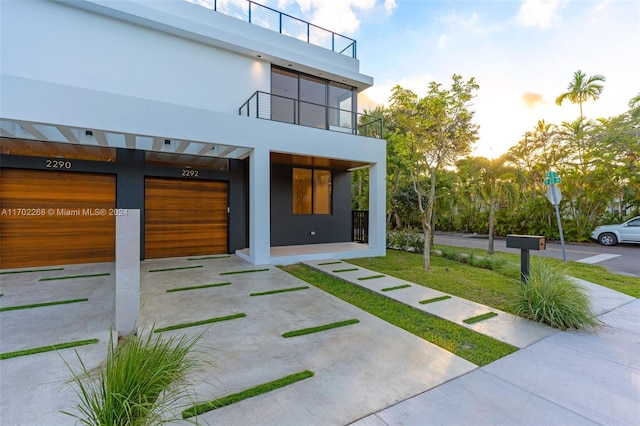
46;159;72;169
181;169;199;177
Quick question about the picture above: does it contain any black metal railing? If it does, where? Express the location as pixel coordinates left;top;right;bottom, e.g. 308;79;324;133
239;91;383;138
188;0;357;58
352;210;369;243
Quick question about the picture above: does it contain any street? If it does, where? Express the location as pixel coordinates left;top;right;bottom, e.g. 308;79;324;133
434;234;640;277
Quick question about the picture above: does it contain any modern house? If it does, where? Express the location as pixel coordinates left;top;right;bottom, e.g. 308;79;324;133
0;0;386;269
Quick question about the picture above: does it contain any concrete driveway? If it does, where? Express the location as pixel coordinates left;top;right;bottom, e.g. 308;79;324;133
1;255;476;425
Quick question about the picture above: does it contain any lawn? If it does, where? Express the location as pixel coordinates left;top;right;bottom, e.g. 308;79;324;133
280;264;517;366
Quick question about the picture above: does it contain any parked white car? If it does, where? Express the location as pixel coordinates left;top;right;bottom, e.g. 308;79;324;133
591;216;640;246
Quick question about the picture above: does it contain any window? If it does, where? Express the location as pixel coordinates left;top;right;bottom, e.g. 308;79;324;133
292;168;331;214
271;66;355;130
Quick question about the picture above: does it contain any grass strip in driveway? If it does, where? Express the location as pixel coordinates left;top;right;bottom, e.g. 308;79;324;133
281;264;517;366
154;313;246;333
333;268;358;273
0;298;88;312
419;295;452;304
182;370;314;418
166;282;232;293
463;312;498;324
149;265;203;273
250;286;309;296
39;273;110;281
220;268;269;275
318;261;342;265
187;255;231;260
381;284;411;292
0;339;99;360
282;319;359;338
1;267;64;275
358;274;386;280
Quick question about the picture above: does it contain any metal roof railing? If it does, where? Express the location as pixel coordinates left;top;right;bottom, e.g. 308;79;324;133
187;0;357;58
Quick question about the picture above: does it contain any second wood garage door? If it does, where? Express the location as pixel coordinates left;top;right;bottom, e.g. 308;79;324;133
144;178;228;259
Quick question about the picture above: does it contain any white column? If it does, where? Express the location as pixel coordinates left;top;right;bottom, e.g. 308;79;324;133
115;209;140;336
248;147;271;264
368;161;386;256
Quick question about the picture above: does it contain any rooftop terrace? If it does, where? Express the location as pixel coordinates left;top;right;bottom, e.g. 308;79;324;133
187;0;357;58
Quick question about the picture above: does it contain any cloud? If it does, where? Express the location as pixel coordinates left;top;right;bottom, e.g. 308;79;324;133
522;92;544;108
278;0;388;34
384;0;397;15
517;0;568;30
437;35;449;50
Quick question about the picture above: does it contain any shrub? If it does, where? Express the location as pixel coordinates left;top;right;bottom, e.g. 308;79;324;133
387;228;424;253
63;330;203;425
514;261;601;331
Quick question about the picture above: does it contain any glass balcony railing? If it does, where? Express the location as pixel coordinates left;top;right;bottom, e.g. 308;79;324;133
239;91;383;138
187;0;357;58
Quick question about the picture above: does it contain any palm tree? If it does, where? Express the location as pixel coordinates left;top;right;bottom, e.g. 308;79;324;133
555;70;605;119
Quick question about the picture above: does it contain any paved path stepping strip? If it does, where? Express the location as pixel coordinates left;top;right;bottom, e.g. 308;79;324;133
304;260;557;348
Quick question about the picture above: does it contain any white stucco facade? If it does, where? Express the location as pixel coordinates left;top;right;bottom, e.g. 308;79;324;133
0;0;386;265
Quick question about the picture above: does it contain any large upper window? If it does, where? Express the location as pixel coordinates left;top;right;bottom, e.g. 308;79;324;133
271;67;356;131
292;168;332;215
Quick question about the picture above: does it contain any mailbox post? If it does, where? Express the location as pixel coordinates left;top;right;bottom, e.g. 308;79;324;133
506;235;546;283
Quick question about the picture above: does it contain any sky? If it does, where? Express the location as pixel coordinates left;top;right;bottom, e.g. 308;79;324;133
260;0;640;158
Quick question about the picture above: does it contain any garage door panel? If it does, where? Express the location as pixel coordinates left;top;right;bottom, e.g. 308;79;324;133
145;177;228;259
0;169;115;269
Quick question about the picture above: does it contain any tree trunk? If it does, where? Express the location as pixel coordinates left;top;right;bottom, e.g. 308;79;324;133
488;197;496;255
422;170;438;269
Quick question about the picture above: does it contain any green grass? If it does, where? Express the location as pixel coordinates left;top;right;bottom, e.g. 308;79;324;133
280;264;517;366
182;370;314;418
515;260;601;330
463;312;498;324
381;284;411;292
39;273;110;281
0;339;99;360
432;245;640;298
154;313;246;333
149;265;203;273
358;274;386;280
63;331;201;425
166;282;232;293
187;255;230;260
349;250;520;314
282;319;360;338
318;261;342;265
0;267;64;275
0;298;88;312
250;286;309;296
332;268;359;273
220;268;269;275
419;295;452;304
0;294;3;297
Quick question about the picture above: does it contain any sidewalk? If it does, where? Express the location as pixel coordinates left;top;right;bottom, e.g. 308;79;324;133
303;260;640;425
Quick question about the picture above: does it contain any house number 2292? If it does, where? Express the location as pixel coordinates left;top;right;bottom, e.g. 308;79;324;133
181;169;199;177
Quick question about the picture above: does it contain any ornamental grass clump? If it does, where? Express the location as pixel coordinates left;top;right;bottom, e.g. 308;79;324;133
514;261;601;331
63;330;202;425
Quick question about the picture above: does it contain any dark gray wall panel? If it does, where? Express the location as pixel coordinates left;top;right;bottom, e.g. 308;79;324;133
270;163;351;246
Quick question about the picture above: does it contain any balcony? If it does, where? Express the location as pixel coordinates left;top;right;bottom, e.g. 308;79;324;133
187;0;357;58
239;91;383;138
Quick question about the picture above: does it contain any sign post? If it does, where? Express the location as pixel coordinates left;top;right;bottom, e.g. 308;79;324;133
544;171;567;262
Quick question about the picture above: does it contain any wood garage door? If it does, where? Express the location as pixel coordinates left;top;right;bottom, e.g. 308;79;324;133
145;178;228;259
0;169;115;269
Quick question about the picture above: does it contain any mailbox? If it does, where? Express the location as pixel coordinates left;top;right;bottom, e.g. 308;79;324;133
506;235;546;283
506;235;546;251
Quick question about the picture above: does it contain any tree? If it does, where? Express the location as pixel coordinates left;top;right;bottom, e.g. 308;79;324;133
388;75;479;269
555;70;605;119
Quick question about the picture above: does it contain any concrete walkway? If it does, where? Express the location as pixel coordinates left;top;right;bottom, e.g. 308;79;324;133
301;260;639;425
304;260;557;348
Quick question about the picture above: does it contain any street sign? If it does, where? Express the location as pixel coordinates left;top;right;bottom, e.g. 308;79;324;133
546;185;562;205
544;173;562;185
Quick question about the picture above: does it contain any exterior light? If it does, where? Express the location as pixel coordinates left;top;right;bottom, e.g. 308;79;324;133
164;139;171;145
